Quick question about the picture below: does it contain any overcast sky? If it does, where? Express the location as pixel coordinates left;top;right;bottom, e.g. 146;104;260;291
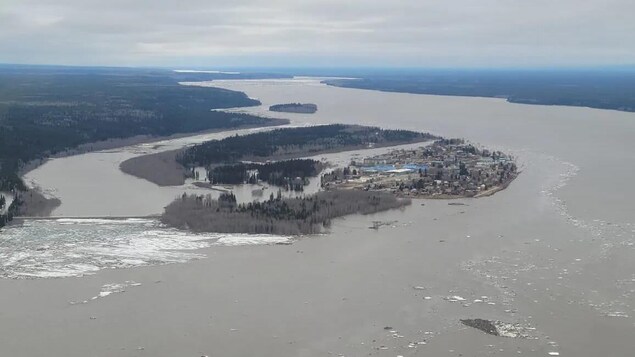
1;0;634;68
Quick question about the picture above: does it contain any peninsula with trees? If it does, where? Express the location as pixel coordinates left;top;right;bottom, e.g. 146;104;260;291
121;124;438;187
269;103;318;114
178;124;438;165
174;124;438;189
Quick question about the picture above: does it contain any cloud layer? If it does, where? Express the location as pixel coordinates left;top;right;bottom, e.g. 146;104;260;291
1;0;634;67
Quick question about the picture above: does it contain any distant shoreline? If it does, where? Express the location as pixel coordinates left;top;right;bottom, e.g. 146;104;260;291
324;78;635;114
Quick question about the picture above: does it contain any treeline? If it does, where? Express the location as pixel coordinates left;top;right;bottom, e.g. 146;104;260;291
0;66;287;194
325;69;635;113
209;159;325;191
161;189;411;235
178;124;438;166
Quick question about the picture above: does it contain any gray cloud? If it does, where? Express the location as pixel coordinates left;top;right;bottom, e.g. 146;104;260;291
1;0;634;67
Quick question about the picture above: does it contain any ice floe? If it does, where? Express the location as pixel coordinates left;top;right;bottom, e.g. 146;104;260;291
0;218;293;279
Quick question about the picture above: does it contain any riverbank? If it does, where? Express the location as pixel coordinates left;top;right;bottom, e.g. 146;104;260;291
119;149;187;186
17;121;289;217
15;189;61;217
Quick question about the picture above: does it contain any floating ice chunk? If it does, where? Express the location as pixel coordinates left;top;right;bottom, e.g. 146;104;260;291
215;234;291;246
606;312;629;318
73;281;143;303
445;295;466;302
461;319;532;339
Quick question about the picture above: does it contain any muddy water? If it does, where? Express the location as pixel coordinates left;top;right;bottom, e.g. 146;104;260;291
1;77;633;356
201;77;635;355
206;77;635;223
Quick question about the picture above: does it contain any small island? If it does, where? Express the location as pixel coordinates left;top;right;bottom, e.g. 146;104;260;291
269;103;318;114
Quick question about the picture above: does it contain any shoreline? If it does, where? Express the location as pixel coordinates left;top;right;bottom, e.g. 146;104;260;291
16;121;289;218
19;120;288;178
323;80;635;114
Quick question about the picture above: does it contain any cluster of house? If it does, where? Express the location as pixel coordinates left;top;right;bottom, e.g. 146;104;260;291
321;139;518;198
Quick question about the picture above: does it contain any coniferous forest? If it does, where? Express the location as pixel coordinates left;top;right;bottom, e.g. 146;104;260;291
161;190;411;235
178;124;438;167
208;159;325;190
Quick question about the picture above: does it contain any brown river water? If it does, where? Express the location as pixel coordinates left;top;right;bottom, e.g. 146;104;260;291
0;77;632;356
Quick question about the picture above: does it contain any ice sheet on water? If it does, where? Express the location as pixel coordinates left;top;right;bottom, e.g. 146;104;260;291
0;218;292;279
55;218;156;225
214;234;292;246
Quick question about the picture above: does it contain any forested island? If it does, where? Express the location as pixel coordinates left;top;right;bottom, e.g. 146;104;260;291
161;190;410;235
269;103;318;114
0;65;288;224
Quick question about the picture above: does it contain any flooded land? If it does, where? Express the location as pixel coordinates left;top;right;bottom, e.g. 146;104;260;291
1;77;634;356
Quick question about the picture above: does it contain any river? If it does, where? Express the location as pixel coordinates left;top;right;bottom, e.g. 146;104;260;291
0;77;633;356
